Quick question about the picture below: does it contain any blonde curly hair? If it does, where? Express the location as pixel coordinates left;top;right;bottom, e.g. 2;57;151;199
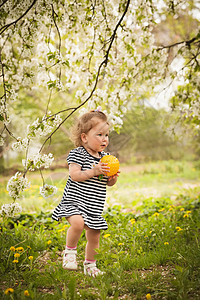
71;110;109;147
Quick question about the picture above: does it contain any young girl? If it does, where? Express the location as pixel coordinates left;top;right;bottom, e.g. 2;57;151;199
52;109;119;277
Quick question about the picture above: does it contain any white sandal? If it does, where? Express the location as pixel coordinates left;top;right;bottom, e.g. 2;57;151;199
62;249;77;270
84;262;104;277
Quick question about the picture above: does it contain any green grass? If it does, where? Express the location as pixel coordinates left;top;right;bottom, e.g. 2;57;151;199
1;160;200;212
0;160;200;299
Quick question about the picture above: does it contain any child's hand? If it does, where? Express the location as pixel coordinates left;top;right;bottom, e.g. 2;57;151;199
107;170;120;182
94;162;110;176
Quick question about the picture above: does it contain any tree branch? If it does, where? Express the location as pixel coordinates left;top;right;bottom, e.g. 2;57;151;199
39;0;131;152
104;0;130;66
157;36;199;51
51;4;61;54
51;4;62;82
0;0;9;9
0;0;38;35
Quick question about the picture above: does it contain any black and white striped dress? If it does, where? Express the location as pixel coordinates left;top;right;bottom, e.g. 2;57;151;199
52;146;109;230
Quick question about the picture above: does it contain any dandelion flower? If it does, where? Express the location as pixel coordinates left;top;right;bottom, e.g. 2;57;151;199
63;225;69;229
103;234;110;238
186;211;191;214
14;253;20;258
130;218;136;224
153;212;159;217
24;290;30;297
13;260;19;263
47;240;52;245
16;246;24;252
118;243;123;246
4;288;14;295
146;293;151;300
28;256;33;260
159;208;165;212
183;214;189;218
10;246;15;251
164;242;169;245
180;208;184;211
176;226;182;231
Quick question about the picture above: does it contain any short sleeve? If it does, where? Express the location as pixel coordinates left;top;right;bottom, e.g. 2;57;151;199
67;147;85;167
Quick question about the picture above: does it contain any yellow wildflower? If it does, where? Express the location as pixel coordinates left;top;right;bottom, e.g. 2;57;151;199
27;246;31;249
118;243;123;246
14;253;20;258
16;247;24;252
130;218;136;224
47;240;52;245
183;214;189;218
146;293;152;300
153;212;159;217
24;290;30;297
164;242;169;245
180;208;184;211
168;207;173;211
103;234;110;238
186;211;191;214
10;246;15;251
28;256;33;260
4;288;14;295
149;231;152;234
159;208;165;212
13;260;19;263
176;226;182;231
63;225;69;229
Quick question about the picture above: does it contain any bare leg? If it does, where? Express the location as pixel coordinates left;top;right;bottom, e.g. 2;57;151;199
85;226;101;261
66;215;85;248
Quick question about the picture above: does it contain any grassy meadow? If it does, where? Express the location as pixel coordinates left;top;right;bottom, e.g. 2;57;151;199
0;160;200;299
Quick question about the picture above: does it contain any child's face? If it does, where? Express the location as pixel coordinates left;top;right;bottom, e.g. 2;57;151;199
81;119;109;155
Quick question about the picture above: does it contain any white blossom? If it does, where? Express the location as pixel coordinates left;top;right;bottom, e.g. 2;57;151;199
22;153;54;171
40;184;58;199
12;138;29;152
0;136;4;146
0;202;22;218
7;172;30;200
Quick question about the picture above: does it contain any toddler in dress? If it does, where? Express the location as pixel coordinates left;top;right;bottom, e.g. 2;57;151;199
52;109;119;276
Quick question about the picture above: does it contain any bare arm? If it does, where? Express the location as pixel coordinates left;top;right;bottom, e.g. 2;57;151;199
69;162;110;182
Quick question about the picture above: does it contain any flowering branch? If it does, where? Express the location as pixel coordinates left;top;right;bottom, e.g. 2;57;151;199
0;0;9;9
157;36;200;51
0;0;38;35
39;0;131;152
51;4;62;82
104;0;130;66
